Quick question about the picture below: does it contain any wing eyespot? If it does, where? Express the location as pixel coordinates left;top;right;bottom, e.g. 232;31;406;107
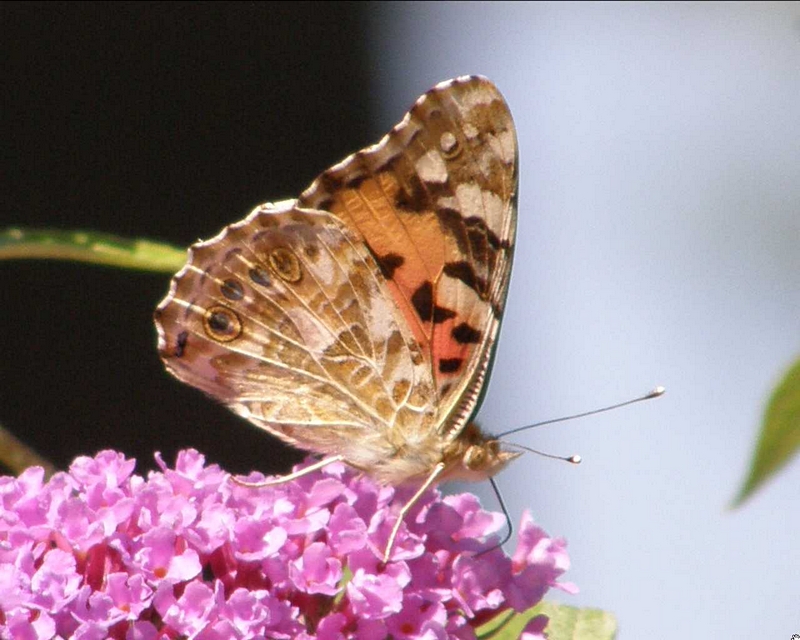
249;266;272;287
220;278;244;301
269;247;302;283
203;305;242;342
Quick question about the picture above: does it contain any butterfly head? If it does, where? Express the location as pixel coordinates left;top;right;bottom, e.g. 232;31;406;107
441;422;521;483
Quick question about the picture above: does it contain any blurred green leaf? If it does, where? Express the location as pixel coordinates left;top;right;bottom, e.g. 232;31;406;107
477;601;617;640
0;227;185;273
733;357;800;506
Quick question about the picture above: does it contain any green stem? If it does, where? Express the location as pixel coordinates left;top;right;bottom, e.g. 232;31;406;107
0;227;186;273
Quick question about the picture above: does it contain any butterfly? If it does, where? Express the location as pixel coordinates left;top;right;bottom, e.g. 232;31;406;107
154;75;519;561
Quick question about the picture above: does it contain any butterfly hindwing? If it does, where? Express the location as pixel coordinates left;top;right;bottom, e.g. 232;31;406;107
155;203;439;476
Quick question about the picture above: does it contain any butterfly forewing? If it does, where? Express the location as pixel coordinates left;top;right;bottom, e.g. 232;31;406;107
298;75;517;437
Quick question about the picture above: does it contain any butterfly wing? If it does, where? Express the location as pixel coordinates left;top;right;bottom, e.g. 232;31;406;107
298;75;518;438
155;202;439;478
155;76;517;482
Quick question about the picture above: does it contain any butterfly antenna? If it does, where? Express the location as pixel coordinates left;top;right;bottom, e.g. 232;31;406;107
496;386;665;439
483;387;663;554
503;441;581;464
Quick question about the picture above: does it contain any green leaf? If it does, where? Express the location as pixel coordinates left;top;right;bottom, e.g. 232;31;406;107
733;356;800;506
0;227;186;273
477;601;617;640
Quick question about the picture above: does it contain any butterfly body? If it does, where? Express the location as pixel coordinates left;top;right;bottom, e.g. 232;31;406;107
155;76;518;498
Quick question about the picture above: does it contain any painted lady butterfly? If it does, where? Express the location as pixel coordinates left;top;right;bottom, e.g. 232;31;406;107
154;76;518;559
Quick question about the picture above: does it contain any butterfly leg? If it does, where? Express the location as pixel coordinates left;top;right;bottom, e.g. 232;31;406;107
230;455;345;488
383;462;446;563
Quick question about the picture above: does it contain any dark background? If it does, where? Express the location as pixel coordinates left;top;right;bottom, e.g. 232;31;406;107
1;2;375;476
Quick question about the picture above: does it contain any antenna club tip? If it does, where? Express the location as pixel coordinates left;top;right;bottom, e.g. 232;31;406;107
569;455;582;464
648;386;666;398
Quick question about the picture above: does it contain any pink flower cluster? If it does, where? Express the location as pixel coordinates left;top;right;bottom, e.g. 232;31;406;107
0;450;574;639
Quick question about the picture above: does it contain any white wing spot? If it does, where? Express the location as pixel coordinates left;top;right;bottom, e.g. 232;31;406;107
494;129;516;164
455;183;505;234
439;131;457;154
460;86;497;111
415;149;448;184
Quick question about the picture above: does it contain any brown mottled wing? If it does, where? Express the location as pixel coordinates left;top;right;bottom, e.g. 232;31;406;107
298;75;518;438
154;202;437;474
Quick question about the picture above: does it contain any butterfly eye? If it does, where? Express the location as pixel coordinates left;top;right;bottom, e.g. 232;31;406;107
464;445;487;471
269;247;302;283
203;305;242;342
439;131;461;159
